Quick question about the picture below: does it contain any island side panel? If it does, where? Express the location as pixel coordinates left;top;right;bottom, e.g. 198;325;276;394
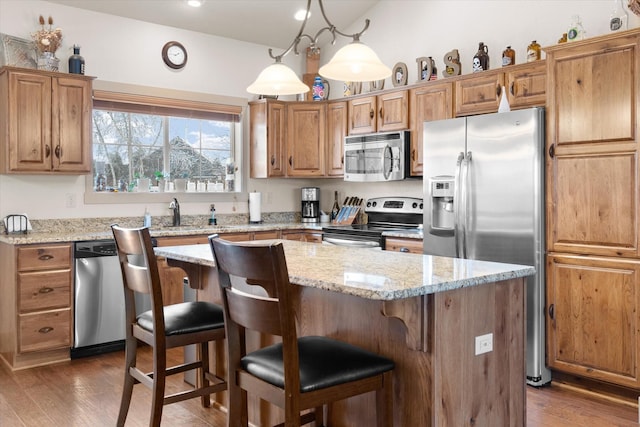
433;278;526;426
295;286;435;427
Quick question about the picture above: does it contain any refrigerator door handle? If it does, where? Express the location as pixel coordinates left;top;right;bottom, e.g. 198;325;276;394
454;152;465;257
461;151;472;259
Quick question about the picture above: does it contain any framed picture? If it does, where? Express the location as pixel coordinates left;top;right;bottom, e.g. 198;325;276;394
0;34;37;69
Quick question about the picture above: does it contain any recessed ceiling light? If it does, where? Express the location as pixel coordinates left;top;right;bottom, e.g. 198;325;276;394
294;9;310;21
186;0;205;7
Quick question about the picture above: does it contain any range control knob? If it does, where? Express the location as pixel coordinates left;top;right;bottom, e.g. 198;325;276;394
372;201;377;207
412;202;418;209
366;201;372;207
419;203;424;210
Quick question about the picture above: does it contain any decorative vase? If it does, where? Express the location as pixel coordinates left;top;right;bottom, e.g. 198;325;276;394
312;76;325;101
37;51;59;71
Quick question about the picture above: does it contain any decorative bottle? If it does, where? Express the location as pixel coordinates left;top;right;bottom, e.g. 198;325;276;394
331;191;340;222
68;44;85;75
312;76;325;101
609;0;628;32
502;46;515;67
472;42;489;73
526;40;541;62
567;15;586;42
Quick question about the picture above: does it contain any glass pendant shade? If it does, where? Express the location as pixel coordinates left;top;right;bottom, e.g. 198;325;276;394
319;41;392;82
246;62;310;96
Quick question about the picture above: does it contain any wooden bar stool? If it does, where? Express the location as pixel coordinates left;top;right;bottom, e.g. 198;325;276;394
111;225;227;427
209;235;394;427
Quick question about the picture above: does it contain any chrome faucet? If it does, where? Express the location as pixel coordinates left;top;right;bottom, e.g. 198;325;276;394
169;198;180;226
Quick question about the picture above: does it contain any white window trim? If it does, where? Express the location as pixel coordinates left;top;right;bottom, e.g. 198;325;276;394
85;80;248;205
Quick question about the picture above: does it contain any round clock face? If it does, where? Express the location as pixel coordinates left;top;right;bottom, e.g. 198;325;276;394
162;41;187;69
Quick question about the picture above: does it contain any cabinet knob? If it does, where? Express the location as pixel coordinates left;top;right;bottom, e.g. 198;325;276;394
45;145;51;158
288;156;292;166
369;109;374;119
411;149;416;161
400;247;409;253
548;143;555;159
510;82;515;96
38;326;54;334
341;155;344;165
379;108;383;119
38;254;54;261
270;155;275;166
54;145;61;159
496;85;502;97
38;287;54;294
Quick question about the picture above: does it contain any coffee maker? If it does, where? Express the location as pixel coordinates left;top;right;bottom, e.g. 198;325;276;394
301;187;320;223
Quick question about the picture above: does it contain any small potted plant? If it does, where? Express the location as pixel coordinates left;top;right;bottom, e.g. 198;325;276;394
154;171;166;192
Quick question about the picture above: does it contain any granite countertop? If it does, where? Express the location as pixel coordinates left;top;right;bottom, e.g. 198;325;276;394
0;222;323;245
155;240;534;300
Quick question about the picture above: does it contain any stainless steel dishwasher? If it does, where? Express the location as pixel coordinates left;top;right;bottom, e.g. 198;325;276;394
72;239;127;358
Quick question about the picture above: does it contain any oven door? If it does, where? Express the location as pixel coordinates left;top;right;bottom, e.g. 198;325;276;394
344;140;405;182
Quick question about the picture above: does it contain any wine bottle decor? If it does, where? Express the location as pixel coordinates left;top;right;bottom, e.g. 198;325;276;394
472;42;489;72
68;44;84;74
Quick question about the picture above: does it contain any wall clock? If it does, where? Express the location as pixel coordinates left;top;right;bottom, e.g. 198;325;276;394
162;41;187;69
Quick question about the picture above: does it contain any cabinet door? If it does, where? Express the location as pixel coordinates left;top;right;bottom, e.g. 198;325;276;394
384;237;423;254
7;71;52;172
249;101;286;178
505;61;546;109
454;71;504;116
409;82;453;176
348;96;376;135
377;90;408;132
51;76;92;173
547;254;640;388
326;101;347;177
286;103;325;177
267;102;286;177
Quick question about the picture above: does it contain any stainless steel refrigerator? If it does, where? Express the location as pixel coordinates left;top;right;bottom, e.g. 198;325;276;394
422;107;551;387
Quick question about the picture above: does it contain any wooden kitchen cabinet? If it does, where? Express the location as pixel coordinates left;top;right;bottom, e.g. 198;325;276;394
454;61;545;116
286;102;326;177
546;254;640;389
544;29;640;393
326;100;347;177
0;67;94;174
384;237;423;254
409;82;454;176
249;99;286;178
0;242;73;370
281;229;322;243
347;89;408;135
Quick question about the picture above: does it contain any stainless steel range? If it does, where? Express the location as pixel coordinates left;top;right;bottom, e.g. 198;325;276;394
322;197;423;249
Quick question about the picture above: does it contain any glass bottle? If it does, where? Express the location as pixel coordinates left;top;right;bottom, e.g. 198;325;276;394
331;191;340;222
502;46;515;67
527;40;541;62
68;44;85;75
609;0;628;32
567;15;586;42
472;42;489;72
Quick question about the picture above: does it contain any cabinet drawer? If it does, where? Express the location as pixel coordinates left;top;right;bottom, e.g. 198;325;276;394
18;269;72;313
385;238;423;254
19;309;71;353
17;244;72;271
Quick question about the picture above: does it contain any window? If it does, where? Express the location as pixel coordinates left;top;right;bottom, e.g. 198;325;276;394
90;86;243;197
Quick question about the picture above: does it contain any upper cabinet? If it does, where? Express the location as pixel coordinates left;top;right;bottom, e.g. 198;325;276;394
286;102;326;177
454;61;546;116
0;67;94;174
347;89;409;135
250;99;286;178
326;101;347;177
409;82;454;176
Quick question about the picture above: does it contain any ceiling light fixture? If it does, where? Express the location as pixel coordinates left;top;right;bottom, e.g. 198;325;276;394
247;0;391;96
186;0;205;7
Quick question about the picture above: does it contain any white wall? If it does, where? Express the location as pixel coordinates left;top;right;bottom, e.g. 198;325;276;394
0;0;637;221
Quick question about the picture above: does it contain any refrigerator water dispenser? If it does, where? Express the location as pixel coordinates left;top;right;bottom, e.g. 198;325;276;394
429;176;455;235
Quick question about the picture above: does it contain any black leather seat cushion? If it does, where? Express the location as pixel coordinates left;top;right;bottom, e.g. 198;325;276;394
241;336;394;393
137;301;224;336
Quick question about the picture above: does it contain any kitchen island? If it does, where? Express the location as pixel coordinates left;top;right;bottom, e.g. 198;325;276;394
156;239;534;427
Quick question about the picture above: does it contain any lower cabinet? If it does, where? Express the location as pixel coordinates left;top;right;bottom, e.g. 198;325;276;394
384;237;423;254
546;253;640;389
281;229;323;243
0;242;73;370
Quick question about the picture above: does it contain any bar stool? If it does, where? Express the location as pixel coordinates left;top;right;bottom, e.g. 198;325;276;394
209;235;394;427
111;225;227;427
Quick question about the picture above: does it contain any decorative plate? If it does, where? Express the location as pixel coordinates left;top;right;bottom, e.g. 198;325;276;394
0;34;37;69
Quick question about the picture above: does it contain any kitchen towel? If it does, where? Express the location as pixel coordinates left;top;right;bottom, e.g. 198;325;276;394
249;192;261;223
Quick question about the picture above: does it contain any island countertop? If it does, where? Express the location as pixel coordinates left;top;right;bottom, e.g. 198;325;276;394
154;239;535;300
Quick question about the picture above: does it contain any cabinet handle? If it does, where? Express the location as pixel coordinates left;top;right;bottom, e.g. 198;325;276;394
548;303;555;320
379;108;383;119
288;156;292;166
548;143;555;159
411;149;416;161
496;85;501;97
400;247;409;253
369;109;374;119
54;145;61;159
510;82;515;95
270;155;275;166
38;254;54;261
341;155;344;165
38;287;54;294
45;145;51;158
38;326;54;334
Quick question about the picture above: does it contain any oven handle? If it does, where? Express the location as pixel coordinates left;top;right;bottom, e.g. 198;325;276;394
322;237;381;249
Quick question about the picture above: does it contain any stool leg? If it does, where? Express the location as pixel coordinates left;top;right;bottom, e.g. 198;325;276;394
200;342;211;407
117;338;137;427
150;347;167;427
376;371;394;427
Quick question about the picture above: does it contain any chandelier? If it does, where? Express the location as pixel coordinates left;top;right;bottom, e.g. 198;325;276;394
247;0;391;96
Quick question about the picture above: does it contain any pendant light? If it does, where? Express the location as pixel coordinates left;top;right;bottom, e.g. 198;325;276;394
247;0;391;96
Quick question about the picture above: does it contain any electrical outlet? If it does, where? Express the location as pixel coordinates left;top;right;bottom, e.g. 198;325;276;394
475;333;493;355
65;193;76;208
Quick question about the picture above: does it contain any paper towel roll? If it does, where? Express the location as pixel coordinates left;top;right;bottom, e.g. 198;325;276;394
249;192;262;223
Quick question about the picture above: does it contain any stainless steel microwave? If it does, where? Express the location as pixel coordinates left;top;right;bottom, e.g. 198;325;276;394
343;131;410;182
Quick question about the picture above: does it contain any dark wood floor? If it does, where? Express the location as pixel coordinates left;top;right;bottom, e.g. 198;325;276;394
0;347;637;426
